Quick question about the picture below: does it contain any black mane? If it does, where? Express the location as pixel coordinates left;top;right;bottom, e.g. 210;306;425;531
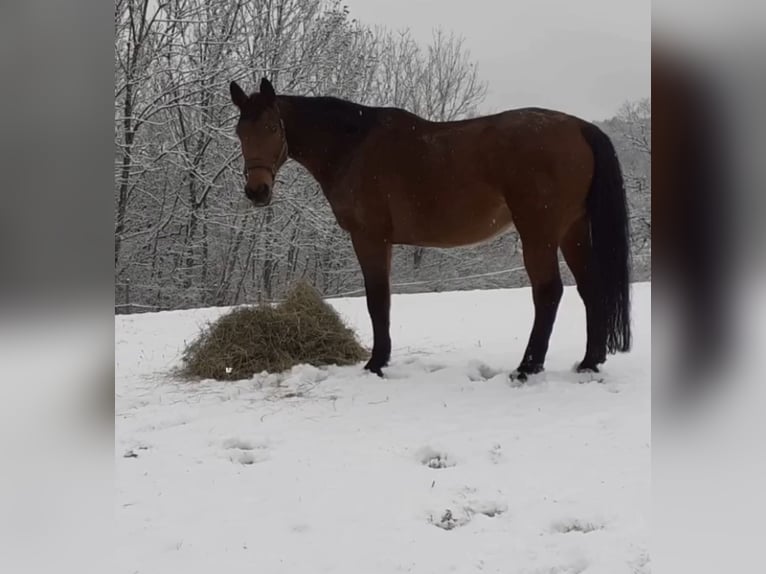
279;95;381;140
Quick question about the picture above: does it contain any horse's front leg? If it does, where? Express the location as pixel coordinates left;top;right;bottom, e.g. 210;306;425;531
351;234;392;376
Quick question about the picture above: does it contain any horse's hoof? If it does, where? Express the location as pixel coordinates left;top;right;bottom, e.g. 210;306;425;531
364;361;385;378
510;364;543;382
576;362;600;374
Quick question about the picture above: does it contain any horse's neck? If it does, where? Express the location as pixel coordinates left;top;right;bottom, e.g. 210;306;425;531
277;95;373;190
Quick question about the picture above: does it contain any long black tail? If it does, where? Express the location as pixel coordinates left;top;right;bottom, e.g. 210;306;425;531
581;122;632;354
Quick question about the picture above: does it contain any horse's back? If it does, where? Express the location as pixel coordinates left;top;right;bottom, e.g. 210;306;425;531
344;106;595;246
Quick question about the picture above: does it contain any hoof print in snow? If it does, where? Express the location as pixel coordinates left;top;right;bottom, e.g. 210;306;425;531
231;450;268;465
575;375;606;385
223;437;268;465
401;357;445;373
552;518;604;534
123;444;149;459
431;509;467;530
629;550;651;574
431;501;505;530
531;558;590;574
418;448;455;469
424;454;454;469
467;362;502;381
236;451;259;465
489;443;503;464
469;500;507;518
222;438;259;451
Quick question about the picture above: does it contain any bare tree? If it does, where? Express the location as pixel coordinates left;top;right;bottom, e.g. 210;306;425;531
420;29;488;121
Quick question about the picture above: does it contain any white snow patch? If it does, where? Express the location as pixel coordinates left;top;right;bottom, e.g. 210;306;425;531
117;283;650;573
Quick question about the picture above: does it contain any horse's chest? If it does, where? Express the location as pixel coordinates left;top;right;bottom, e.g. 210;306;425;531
330;204;355;231
325;186;373;232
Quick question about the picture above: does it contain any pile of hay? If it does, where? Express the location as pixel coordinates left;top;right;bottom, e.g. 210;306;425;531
181;281;367;380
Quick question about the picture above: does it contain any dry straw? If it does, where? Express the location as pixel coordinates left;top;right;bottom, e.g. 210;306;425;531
181;280;367;380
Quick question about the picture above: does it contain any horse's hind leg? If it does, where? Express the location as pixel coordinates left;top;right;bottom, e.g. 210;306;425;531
560;215;606;371
513;241;563;380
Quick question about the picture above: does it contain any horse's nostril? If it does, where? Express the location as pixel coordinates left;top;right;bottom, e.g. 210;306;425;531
244;184;271;204
256;184;270;197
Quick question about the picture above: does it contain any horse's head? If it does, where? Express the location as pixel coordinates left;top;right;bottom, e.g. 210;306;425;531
229;78;287;207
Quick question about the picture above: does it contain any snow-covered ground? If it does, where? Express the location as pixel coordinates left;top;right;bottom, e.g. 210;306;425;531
116;283;650;574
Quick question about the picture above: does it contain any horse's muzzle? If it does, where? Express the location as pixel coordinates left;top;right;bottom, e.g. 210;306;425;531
245;183;272;207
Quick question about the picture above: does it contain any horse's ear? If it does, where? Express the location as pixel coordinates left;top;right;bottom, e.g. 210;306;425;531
259;77;276;103
230;81;248;109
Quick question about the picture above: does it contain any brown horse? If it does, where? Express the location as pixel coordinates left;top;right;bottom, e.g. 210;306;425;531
229;78;631;380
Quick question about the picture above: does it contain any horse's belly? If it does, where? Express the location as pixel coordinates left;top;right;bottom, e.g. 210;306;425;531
419;218;514;248
392;199;514;248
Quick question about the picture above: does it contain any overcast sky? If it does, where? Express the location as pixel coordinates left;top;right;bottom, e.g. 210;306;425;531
344;0;650;121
